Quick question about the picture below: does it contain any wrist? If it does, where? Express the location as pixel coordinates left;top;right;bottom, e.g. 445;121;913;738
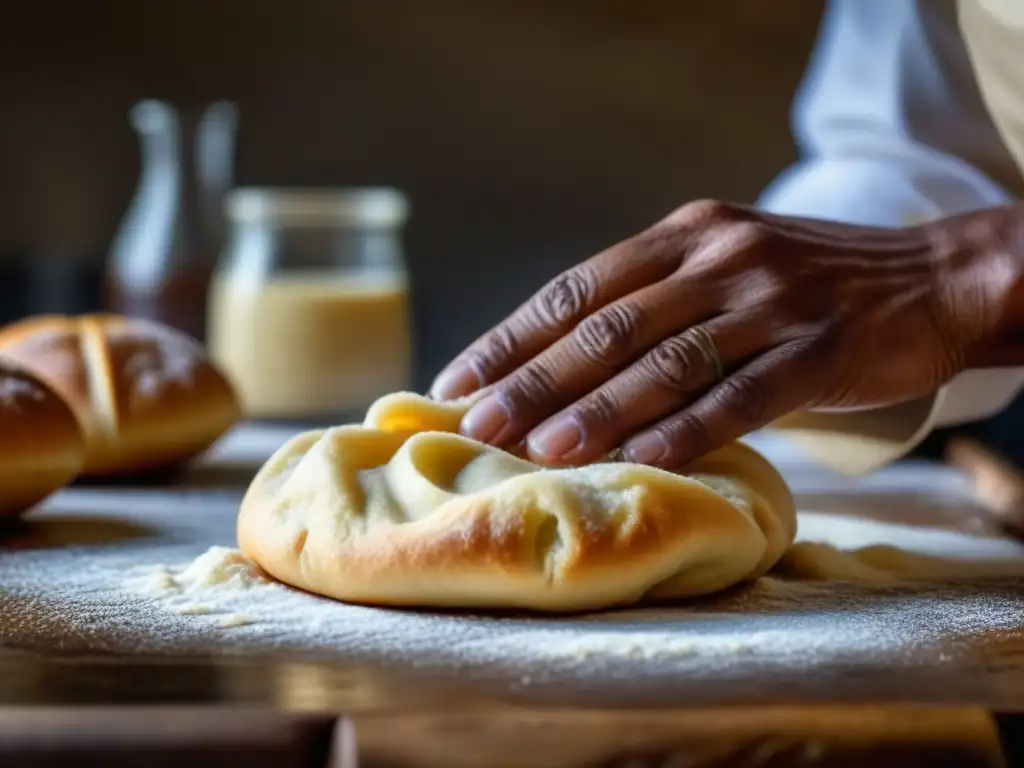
925;203;1024;369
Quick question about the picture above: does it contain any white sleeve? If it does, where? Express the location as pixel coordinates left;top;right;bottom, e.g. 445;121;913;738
759;0;1024;435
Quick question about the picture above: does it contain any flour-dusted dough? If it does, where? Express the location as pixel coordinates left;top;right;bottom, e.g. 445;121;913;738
238;392;797;613
775;543;957;583
776;540;1024;582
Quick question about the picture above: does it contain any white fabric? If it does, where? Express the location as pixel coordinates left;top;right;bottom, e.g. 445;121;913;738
759;0;1024;430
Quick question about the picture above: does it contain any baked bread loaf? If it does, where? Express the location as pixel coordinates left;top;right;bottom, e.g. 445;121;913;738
0;314;242;477
0;361;86;518
238;391;796;613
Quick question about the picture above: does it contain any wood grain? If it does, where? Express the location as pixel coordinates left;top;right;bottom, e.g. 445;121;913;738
0;707;337;768
351;707;1010;768
0;705;1014;766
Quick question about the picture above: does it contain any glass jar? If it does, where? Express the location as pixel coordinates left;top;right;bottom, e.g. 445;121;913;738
207;187;412;423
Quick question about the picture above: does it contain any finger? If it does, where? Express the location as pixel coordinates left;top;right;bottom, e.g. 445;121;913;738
429;226;687;401
458;275;721;447
524;309;775;464
621;340;822;469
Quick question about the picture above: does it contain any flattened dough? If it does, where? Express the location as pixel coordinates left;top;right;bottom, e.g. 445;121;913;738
777;516;1024;583
238;392;797;612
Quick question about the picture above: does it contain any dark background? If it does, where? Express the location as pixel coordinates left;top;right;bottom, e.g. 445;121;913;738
0;1;823;388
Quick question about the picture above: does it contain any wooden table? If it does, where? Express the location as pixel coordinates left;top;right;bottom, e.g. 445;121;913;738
0;695;1020;766
2;424;1023;765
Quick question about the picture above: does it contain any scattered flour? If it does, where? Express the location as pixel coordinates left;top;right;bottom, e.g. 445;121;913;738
124;546;271;628
173;603;215;616
115;545;767;667
218;612;256;628
561;633;700;660
1;427;1023;704
1;507;1013;705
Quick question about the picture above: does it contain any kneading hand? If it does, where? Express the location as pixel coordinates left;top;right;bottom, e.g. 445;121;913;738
430;200;1023;468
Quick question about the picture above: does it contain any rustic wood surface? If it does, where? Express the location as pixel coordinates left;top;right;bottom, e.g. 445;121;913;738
3;425;1024;763
0;708;337;768
351;706;1011;768
3;425;1024;712
0;705;1016;767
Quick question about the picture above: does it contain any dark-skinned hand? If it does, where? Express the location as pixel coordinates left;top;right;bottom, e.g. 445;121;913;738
429;199;1024;469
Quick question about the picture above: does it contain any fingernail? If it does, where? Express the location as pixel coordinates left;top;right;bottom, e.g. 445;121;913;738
527;415;583;460
461;396;510;443
623;432;667;465
430;364;480;401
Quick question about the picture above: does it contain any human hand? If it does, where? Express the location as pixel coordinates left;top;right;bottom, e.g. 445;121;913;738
430;200;1020;469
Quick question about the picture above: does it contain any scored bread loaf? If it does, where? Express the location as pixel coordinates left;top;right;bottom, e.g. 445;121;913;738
0;361;86;518
0;313;242;477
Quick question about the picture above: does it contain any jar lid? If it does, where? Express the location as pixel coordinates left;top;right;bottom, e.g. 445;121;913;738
226;187;409;228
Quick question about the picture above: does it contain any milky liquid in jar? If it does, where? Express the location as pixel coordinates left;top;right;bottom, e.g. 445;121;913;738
208;269;411;420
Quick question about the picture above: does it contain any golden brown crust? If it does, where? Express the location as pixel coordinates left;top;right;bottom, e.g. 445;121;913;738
0;361;86;519
0;314;242;477
238;392;797;613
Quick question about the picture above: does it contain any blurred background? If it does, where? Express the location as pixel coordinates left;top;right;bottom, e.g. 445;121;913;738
0;0;823;414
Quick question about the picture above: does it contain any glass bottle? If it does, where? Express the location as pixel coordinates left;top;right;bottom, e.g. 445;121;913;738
104;100;238;342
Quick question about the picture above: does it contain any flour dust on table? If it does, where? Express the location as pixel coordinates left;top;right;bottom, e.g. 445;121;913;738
126;546;269;627
109;527;1023;677
3;423;1024;705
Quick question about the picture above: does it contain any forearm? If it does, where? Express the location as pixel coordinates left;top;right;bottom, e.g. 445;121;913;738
748;0;1024;473
927;202;1024;370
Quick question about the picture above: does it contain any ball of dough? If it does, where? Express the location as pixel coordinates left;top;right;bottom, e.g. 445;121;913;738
238;392;796;613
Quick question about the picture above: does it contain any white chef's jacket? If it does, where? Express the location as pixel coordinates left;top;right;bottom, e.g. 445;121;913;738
758;0;1024;471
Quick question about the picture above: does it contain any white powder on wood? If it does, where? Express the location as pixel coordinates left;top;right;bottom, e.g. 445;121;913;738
124;546;270;628
173;603;215;616
2;428;1023;704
